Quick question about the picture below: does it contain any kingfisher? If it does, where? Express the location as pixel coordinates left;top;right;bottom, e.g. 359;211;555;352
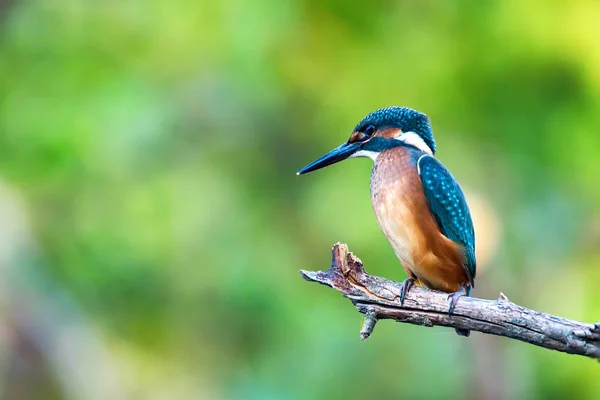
297;106;476;336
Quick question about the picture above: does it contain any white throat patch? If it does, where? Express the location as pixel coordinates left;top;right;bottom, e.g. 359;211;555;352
394;131;433;155
349;150;379;161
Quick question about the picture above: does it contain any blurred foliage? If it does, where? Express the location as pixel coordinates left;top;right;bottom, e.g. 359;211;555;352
0;0;600;399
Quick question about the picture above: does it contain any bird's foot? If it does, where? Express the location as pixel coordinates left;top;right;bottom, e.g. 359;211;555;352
447;285;469;317
399;278;415;306
448;285;471;337
573;322;600;342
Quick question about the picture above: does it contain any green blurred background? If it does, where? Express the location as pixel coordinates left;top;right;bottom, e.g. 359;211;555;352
0;0;599;399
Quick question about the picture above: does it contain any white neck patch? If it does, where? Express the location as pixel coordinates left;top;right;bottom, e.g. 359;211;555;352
349;149;379;161
394;131;433;155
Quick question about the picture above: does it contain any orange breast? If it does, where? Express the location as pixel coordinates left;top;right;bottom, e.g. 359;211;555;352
370;147;469;293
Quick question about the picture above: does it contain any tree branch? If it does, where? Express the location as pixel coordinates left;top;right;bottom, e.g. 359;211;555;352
300;243;600;361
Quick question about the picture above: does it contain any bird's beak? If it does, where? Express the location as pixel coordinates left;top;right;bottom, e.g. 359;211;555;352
296;142;360;175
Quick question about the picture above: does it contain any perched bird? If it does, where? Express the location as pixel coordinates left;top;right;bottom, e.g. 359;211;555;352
297;106;476;336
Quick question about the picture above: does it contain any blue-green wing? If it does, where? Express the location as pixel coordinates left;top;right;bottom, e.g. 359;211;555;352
418;155;476;287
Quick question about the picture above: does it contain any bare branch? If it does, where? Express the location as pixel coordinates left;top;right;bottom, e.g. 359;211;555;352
300;243;600;361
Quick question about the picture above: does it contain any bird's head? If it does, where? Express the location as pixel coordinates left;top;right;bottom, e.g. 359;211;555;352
297;106;436;175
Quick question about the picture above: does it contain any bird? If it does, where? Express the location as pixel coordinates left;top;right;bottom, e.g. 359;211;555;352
297;106;476;337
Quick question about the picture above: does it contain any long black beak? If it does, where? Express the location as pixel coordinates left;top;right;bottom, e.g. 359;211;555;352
296;142;360;175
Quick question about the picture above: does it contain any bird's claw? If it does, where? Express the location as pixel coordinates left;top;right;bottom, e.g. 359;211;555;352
447;286;468;316
399;278;415;306
573;322;600;342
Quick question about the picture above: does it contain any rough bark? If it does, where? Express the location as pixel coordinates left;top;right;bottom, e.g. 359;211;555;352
300;243;600;361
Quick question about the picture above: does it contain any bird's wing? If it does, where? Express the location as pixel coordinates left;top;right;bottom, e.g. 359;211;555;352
417;154;476;287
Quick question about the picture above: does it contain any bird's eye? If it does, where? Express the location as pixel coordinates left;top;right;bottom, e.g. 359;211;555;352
349;124;376;143
364;125;376;136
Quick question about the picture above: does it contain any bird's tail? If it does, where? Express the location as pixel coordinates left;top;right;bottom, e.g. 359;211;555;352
455;328;470;337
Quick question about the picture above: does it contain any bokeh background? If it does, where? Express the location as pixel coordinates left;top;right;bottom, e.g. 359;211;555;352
0;1;599;399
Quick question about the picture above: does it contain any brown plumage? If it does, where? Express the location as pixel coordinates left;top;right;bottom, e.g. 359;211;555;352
370;146;470;292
